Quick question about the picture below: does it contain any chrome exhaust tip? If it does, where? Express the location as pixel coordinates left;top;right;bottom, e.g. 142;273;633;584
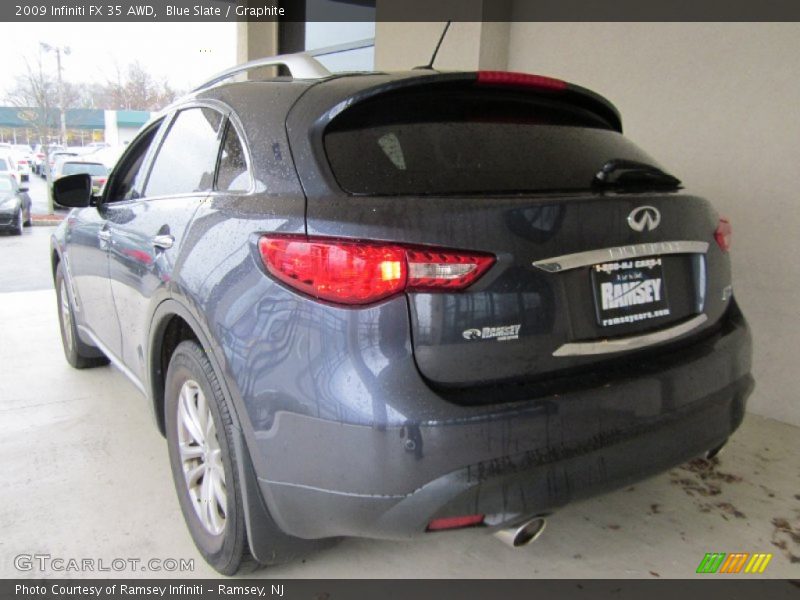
494;517;546;548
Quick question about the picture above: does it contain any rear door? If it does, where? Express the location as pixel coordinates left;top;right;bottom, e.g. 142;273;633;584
298;78;729;388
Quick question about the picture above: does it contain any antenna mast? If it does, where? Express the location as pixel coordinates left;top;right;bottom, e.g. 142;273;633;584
422;21;452;70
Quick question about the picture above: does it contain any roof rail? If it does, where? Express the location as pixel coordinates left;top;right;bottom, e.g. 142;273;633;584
193;53;332;92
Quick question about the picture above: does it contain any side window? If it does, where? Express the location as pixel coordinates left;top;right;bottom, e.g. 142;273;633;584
216;122;251;192
145;108;222;197
105;123;161;203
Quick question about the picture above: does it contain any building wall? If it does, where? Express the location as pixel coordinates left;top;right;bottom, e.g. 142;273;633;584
373;20;799;426
507;22;800;426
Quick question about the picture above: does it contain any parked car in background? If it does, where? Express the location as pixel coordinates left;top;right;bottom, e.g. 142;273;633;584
83;145;125;172
66;146;94;156
0;173;32;234
47;151;79;178
50;56;753;575
11;148;32;183
32;144;63;175
14;144;33;158
0;153;21;186
54;160;109;195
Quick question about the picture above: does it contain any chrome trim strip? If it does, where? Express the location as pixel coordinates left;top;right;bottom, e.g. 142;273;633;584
77;325;146;395
553;314;708;357
533;241;709;273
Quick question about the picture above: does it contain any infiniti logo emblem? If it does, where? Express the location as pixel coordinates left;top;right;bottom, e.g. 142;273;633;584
628;206;661;232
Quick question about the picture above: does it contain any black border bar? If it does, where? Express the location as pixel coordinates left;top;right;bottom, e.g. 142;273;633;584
4;0;800;22
3;579;800;600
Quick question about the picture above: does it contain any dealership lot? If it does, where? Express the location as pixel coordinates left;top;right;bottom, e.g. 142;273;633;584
1;223;798;578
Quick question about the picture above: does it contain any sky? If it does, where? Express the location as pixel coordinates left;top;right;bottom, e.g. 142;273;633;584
0;22;238;100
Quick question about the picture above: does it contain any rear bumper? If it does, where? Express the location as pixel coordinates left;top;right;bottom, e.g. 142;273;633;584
250;303;753;540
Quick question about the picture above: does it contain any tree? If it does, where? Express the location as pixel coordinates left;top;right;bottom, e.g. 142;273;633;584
94;61;180;111
5;55;58;144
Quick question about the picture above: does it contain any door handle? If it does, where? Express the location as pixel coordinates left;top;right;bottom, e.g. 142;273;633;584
151;234;175;250
97;230;112;242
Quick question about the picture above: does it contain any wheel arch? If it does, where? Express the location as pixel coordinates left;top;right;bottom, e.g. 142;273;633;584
147;299;229;436
147;297;312;563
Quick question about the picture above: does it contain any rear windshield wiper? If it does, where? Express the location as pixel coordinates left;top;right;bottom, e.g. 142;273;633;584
592;159;682;191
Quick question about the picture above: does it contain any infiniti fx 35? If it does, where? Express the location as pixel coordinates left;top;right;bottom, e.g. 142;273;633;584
50;58;753;574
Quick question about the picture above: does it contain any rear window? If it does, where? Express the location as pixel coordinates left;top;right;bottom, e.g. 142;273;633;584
63;162;107;176
324;89;658;196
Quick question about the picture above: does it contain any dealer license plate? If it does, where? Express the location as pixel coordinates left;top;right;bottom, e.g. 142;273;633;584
591;258;671;327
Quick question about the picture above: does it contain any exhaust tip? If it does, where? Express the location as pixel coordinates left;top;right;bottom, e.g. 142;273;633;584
494;517;546;548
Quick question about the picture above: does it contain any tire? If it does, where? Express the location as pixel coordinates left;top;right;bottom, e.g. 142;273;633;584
54;262;110;369
23;207;32;227
12;208;23;235
165;340;260;575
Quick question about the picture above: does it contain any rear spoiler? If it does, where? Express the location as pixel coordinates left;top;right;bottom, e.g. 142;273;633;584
473;70;622;133
317;69;623;133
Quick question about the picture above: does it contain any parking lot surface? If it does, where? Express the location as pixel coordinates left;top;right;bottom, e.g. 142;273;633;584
1;228;798;579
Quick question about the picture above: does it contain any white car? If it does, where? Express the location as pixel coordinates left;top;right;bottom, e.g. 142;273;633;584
12;145;33;182
53;159;109;196
0;153;18;182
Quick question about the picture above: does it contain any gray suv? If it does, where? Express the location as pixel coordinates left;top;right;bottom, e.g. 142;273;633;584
50;54;753;574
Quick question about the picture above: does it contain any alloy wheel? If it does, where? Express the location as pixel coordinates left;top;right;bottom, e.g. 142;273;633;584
59;279;73;354
177;379;227;536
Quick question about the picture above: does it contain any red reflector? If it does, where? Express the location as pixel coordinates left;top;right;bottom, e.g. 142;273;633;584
258;236;495;305
427;514;485;531
477;70;567;91
714;218;732;252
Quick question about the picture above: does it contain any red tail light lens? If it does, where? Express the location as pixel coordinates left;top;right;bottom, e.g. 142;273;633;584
476;70;567;91
258;236;495;305
427;514;485;532
714;218;732;252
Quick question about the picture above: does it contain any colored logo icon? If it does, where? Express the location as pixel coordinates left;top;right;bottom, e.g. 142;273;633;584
696;552;772;574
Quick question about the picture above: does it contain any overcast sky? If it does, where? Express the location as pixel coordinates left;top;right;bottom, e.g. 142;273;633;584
0;22;238;100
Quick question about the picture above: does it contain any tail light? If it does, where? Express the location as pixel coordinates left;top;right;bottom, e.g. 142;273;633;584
476;70;567;92
427;514;485;532
714;218;732;252
258;236;494;305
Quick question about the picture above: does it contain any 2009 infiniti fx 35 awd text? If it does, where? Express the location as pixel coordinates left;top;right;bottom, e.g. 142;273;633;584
50;55;753;574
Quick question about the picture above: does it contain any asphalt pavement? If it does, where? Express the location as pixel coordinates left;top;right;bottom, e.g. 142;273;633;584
0;174;69;295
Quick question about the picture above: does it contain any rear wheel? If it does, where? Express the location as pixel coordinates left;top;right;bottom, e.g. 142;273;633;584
165;340;256;575
55;262;109;368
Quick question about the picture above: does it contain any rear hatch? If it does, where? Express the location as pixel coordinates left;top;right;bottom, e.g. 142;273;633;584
290;72;730;390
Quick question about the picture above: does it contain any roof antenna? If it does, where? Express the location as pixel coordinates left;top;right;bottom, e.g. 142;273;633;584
415;21;452;70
